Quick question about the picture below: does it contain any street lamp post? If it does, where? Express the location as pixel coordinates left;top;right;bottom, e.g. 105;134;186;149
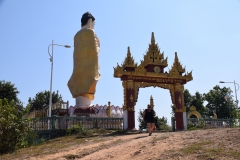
48;40;71;118
220;81;239;108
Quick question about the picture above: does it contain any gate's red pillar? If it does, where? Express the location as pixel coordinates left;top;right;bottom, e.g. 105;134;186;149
127;110;135;130
174;84;184;131
126;80;136;130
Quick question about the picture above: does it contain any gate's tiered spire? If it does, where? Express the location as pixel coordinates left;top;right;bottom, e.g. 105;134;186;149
140;32;168;69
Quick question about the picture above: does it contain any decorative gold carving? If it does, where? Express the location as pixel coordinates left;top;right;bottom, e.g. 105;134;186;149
182;85;185;111
175;107;183;112
169;85;175;104
130;94;134;102
168;52;193;81
134;82;139;102
140;32;168;67
123;104;127;110
113;32;193;85
113;63;123;77
184;71;193;82
173;52;185;73
122;81;127;110
134;82;175;104
113;47;137;77
127;80;134;89
122;47;138;68
174;84;183;92
169;66;180;77
128;107;135;111
134;82;170;89
134;64;146;74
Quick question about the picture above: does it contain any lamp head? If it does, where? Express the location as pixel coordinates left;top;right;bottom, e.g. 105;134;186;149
219;81;225;83
64;45;71;48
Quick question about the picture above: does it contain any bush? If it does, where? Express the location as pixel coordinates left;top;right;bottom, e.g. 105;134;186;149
187;122;204;130
66;125;90;136
0;99;31;154
187;124;198;130
23;131;39;147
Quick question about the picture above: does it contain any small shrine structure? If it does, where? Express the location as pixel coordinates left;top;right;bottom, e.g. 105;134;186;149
187;106;202;118
114;32;193;131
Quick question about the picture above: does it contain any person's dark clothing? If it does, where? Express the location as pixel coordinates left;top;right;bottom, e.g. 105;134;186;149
144;109;155;123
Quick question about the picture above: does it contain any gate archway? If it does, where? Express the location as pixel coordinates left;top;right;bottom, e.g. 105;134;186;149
113;32;193;131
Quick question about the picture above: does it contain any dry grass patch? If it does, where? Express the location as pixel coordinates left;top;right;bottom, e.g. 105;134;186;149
111;138;122;145
139;145;146;149
1;129;120;159
179;140;240;159
180;140;212;154
151;135;169;143
0;135;104;160
64;154;80;160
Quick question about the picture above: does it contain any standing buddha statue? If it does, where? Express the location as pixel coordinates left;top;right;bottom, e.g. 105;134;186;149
68;12;100;107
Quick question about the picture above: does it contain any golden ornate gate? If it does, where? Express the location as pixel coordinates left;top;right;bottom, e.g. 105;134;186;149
114;32;193;130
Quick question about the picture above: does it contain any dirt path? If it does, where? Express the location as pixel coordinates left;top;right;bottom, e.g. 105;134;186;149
22;128;240;160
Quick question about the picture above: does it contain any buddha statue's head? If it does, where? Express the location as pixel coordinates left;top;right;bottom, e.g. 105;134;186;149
81;12;95;29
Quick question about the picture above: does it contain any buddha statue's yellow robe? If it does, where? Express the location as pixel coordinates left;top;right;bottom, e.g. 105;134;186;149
68;28;100;100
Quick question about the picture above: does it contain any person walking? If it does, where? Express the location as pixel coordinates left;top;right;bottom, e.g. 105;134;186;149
143;105;156;136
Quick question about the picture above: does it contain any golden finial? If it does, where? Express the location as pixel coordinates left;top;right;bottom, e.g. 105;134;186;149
174;52;179;62
150;95;154;108
189;106;196;111
151;32;155;44
127;46;131;57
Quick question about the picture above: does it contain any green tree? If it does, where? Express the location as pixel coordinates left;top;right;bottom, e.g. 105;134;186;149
138;109;147;130
204;85;235;119
0;99;30;154
191;92;206;117
0;80;23;111
184;89;207;117
28;90;63;112
155;116;170;130
23;103;31;116
184;89;193;112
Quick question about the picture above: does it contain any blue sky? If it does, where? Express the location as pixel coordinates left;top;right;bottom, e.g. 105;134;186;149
1;0;240;128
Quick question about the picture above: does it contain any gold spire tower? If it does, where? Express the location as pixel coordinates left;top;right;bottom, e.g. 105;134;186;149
149;95;154;109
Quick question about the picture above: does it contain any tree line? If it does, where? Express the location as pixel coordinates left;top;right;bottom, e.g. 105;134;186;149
138;85;239;130
0;80;63;154
0;80;63;115
184;85;238;119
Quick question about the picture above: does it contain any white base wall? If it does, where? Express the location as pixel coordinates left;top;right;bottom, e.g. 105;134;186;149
183;112;187;130
123;110;128;130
